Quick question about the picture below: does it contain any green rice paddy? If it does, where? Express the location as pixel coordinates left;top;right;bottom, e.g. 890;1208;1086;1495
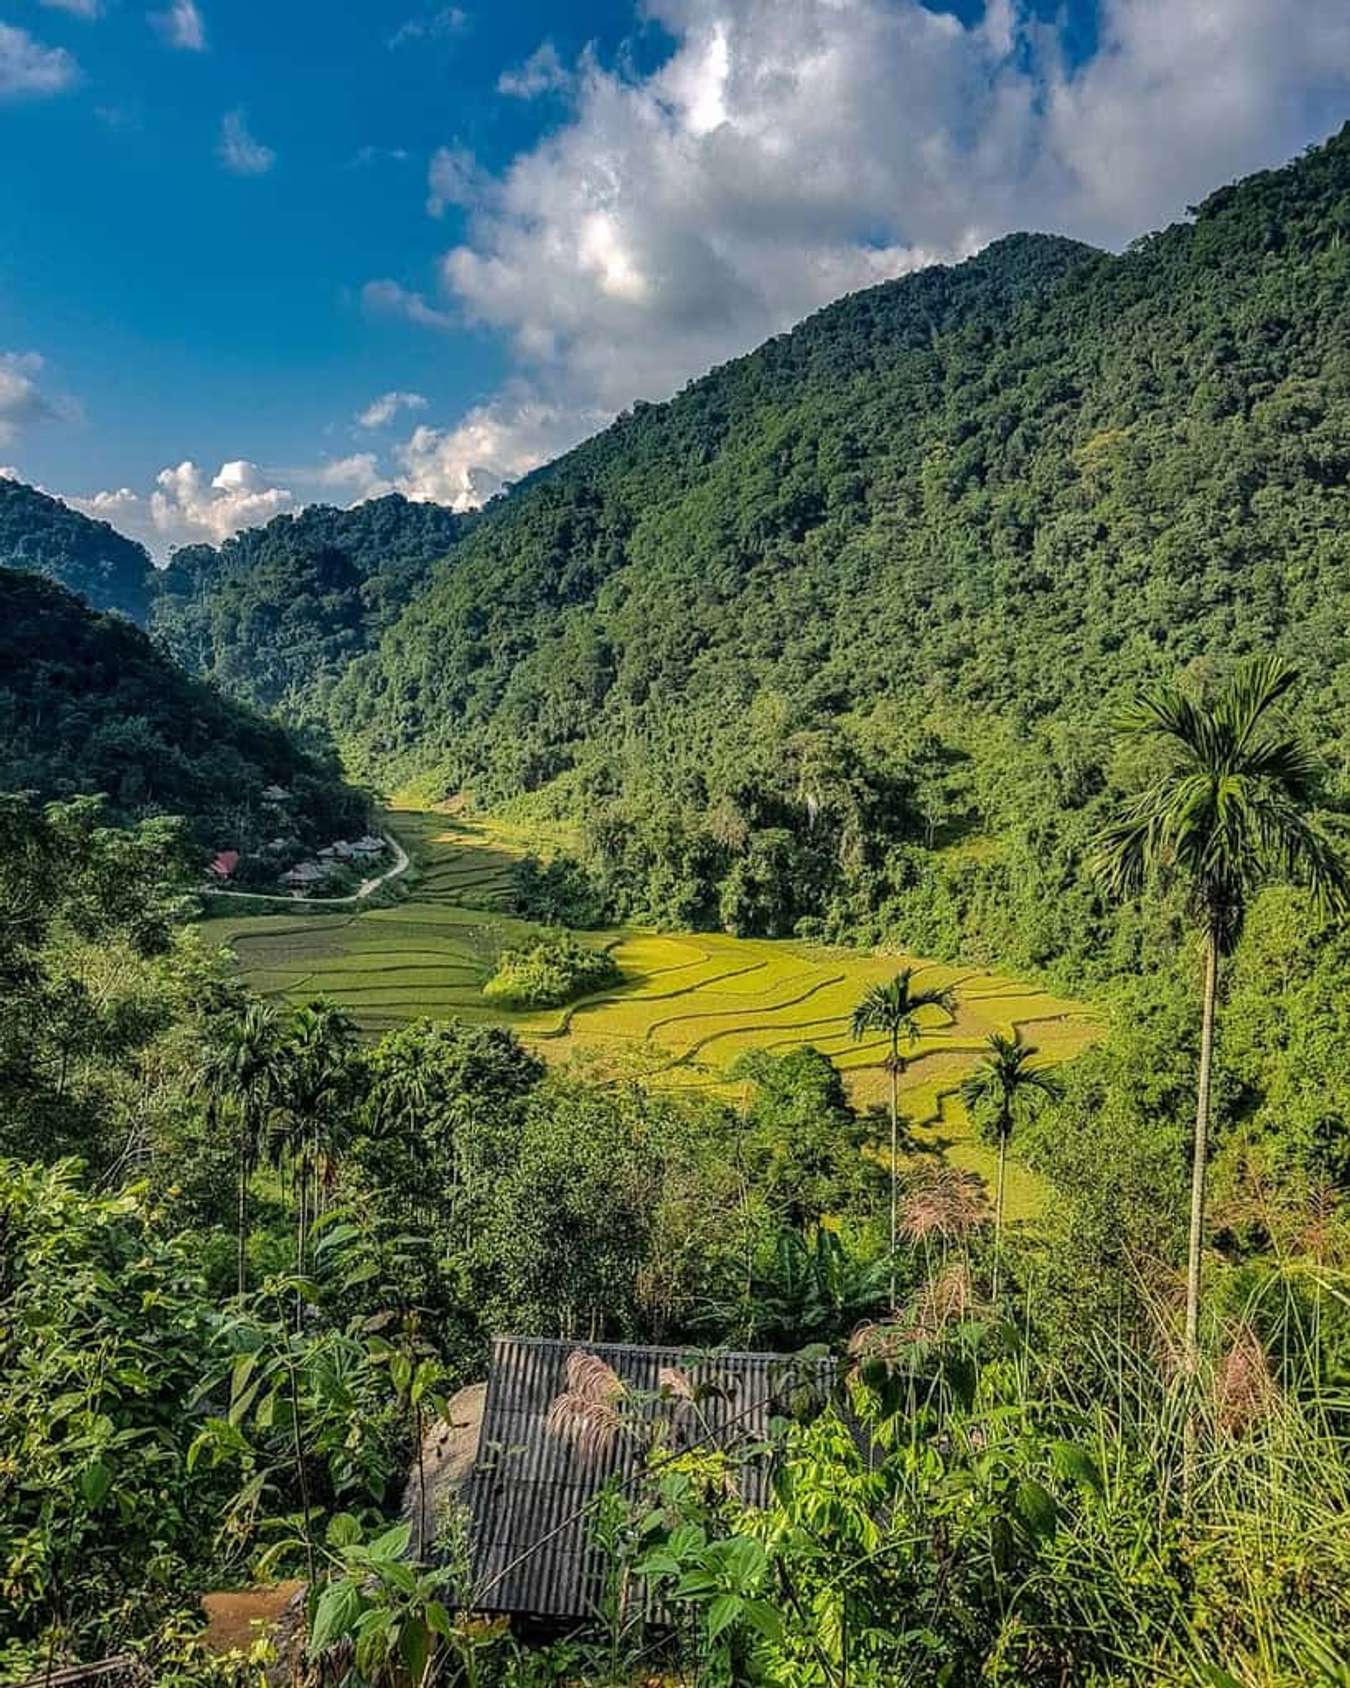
203;807;1098;1217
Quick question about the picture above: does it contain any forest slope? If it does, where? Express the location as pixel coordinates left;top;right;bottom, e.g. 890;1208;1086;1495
0;567;364;852
0;475;154;622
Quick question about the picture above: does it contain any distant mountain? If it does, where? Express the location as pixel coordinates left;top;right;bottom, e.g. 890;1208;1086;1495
0;566;366;853
0;477;154;622
150;494;468;720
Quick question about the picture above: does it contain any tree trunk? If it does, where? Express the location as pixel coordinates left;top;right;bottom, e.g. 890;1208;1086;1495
1183;927;1220;1506
236;1143;249;1298
889;1041;899;1308
992;1131;1007;1304
1186;929;1219;1369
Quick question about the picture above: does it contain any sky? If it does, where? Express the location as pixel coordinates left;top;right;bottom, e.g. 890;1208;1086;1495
2;0;1349;556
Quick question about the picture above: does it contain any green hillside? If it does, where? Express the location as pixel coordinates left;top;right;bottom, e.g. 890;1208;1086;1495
156;127;1350;985
151;493;467;719
0;475;154;622
0;566;365;853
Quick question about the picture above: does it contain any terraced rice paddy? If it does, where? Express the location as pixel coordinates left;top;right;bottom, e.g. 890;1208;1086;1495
204;807;1098;1216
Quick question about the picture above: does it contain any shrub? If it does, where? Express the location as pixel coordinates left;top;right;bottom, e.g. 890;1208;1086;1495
483;933;620;1008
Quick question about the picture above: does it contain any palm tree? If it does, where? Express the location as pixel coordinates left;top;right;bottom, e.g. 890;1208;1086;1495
268;1001;360;1277
850;968;957;1299
1095;657;1347;1377
959;1029;1062;1302
196;1000;282;1296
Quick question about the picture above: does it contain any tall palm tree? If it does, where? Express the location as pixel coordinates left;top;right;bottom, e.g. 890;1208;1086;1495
850;968;957;1299
268;1000;360;1277
196;1000;282;1296
1095;657;1347;1376
959;1029;1062;1302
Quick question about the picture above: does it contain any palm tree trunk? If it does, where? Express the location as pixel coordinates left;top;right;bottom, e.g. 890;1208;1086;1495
236;1145;248;1298
1183;926;1220;1507
992;1132;1007;1304
1186;928;1219;1369
889;1039;899;1308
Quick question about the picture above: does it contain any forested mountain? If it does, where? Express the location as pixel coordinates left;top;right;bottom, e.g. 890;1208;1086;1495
331;126;1350;974
0;475;154;621
150;493;467;718
0;566;365;852
160;127;1350;979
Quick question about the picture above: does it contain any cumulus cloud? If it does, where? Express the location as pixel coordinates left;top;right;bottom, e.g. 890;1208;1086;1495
218;109;275;176
371;0;1350;508
64;454;404;555
0;21;78;97
150;0;205;51
498;41;570;99
393;386;606;510
362;279;455;331
358;390;428;429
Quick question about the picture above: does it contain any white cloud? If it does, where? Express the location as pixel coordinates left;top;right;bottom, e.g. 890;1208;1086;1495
388;6;466;50
393;386;605;510
0;465;19;481
361;279;455;331
0;352;65;446
218;109;275;176
357;390;428;429
41;0;103;18
365;0;1350;509
426;145;486;217
150;0;205;51
0;21;78;97
498;41;570;99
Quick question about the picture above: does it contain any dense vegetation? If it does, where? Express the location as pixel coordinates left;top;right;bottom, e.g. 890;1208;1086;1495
151;495;467;721
0;476;154;622
0;567;366;854
481;931;621;1008
2;735;1348;1682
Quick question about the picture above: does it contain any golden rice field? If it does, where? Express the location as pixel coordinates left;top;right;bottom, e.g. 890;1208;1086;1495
203;807;1099;1216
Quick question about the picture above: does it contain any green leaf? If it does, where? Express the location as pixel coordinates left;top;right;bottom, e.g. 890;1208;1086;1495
309;1579;364;1654
368;1521;412;1562
424;1601;452;1639
1051;1441;1104;1497
706;1593;745;1641
326;1511;363;1548
1015;1479;1058;1538
742;1600;785;1643
400;1618;430;1686
80;1460;112;1508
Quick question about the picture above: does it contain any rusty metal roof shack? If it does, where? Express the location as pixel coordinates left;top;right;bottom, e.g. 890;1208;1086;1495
466;1336;834;1622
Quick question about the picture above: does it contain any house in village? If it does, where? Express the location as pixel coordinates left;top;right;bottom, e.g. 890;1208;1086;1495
207;850;240;882
407;1336;836;1621
282;861;329;892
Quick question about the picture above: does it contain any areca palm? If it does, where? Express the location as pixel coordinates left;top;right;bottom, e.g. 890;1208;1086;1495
196;1000;283;1296
1095;657;1347;1375
959;1029;1061;1302
268;1001;361;1277
850;968;957;1299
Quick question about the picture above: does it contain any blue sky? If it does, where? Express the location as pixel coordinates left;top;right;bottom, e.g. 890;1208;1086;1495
2;0;1348;553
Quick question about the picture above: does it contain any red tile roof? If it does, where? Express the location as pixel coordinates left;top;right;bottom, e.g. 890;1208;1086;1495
209;850;240;879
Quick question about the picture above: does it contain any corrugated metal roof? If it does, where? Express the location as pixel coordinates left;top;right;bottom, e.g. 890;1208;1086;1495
467;1336;835;1621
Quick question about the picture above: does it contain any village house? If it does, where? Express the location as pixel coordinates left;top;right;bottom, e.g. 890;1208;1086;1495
207;850;240;881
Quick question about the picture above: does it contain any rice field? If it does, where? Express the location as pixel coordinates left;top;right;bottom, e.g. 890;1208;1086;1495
204;807;1099;1216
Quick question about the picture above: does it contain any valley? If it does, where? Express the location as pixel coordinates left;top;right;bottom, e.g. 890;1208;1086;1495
206;805;1097;1216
